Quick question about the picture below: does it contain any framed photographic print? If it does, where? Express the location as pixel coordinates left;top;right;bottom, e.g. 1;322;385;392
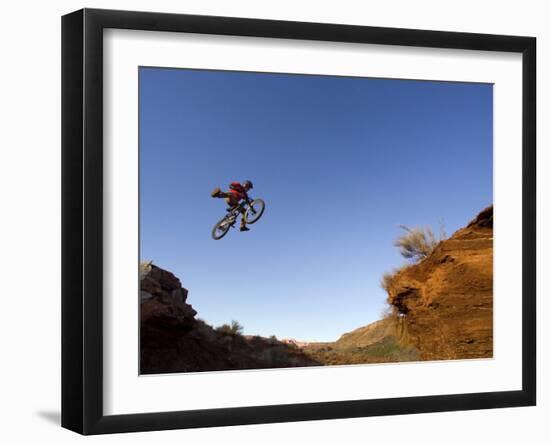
61;8;536;435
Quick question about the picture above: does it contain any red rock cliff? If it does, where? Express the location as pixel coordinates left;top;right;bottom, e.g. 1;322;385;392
386;206;493;360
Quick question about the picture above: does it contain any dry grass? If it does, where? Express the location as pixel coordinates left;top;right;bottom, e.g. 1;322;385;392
380;271;395;293
393;225;445;262
380;264;409;293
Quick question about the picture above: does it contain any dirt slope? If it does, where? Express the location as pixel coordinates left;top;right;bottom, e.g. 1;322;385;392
301;318;419;365
336;319;396;349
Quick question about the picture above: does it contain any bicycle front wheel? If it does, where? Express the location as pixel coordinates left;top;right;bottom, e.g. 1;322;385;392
244;199;265;225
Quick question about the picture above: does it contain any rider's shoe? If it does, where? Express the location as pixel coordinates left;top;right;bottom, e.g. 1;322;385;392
240;226;250;232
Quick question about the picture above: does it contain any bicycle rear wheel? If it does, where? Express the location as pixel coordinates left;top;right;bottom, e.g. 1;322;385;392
212;217;232;240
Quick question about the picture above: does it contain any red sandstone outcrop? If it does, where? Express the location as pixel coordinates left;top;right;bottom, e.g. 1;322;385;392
385;206;493;360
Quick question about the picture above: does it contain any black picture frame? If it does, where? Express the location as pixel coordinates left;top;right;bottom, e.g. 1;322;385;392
62;8;536;435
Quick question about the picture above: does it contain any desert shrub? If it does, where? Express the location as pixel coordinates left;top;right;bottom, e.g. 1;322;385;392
380;270;396;292
380;303;400;320
230;320;244;335
393;225;445;262
139;260;153;280
380;264;409;292
215;324;234;335
216;320;244;336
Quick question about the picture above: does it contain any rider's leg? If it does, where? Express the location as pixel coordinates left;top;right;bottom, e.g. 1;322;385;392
223;197;249;231
225;197;238;212
211;187;229;198
238;207;249;231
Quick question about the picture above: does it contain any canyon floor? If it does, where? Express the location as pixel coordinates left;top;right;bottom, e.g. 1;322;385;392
140;206;493;374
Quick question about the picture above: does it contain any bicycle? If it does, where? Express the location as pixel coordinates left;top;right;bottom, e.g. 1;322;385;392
211;198;266;240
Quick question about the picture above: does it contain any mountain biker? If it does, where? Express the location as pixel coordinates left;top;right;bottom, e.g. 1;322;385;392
211;180;254;231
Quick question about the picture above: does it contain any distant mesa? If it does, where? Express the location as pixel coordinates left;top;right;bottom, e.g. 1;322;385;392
280;339;315;348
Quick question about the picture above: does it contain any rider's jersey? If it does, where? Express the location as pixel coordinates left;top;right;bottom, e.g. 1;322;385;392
228;182;248;202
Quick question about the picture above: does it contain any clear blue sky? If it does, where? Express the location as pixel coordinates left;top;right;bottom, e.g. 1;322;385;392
139;67;493;342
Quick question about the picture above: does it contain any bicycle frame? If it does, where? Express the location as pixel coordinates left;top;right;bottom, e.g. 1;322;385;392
221;202;248;227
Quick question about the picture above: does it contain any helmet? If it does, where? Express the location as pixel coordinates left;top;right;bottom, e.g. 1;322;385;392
243;180;253;189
